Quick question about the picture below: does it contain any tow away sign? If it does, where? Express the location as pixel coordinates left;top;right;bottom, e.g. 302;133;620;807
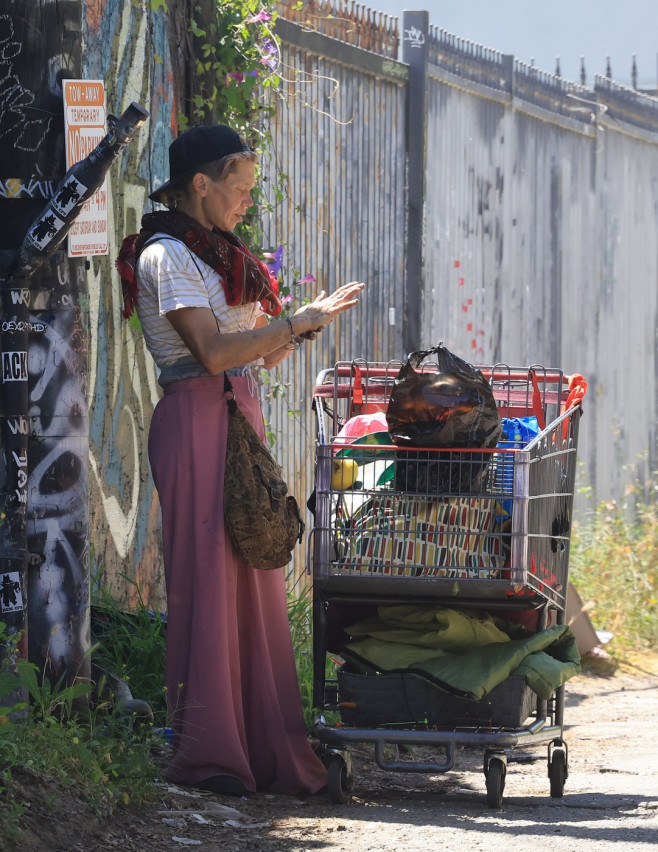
63;80;109;257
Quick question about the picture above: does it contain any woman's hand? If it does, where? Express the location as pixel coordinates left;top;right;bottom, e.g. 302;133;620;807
165;281;365;374
290;281;364;337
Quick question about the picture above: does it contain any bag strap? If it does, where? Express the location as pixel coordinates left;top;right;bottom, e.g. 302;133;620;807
224;372;238;414
529;369;546;431
350;363;364;414
560;373;587;441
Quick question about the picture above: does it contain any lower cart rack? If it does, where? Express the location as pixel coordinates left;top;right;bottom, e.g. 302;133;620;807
315;713;569;807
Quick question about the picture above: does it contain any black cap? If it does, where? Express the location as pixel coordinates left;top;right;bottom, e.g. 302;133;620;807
149;124;251;203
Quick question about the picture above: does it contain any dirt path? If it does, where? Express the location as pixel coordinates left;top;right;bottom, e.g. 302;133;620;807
7;654;658;851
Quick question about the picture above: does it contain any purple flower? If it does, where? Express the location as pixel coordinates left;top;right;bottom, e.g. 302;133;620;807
248;11;271;23
281;294;294;307
297;273;316;285
263;244;283;276
260;37;278;69
227;70;259;85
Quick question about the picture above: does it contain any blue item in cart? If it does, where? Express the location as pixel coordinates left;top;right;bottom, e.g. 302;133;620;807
496;416;540;521
500;416;540;448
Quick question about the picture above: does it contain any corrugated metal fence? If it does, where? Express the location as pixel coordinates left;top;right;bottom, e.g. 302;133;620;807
71;1;658;599
268;3;658;586
260;14;407;585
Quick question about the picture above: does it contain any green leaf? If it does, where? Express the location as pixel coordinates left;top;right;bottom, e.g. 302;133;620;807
16;658;41;702
64;683;94;700
0;701;27;715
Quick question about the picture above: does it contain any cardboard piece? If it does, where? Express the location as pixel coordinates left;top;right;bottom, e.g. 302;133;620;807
566;582;600;656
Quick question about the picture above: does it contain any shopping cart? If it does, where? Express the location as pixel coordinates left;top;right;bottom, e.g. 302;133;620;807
309;359;585;807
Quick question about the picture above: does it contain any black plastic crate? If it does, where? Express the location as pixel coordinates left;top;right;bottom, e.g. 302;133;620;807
337;667;536;728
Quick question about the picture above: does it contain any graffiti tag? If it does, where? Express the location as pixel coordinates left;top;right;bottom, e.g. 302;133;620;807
2;320;47;333
0;15;52;151
404;26;425;49
6;417;28;435
0;178;55;199
10;289;30;306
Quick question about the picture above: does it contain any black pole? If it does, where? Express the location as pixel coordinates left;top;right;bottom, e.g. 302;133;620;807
0;103;148;685
402;11;429;356
0;256;29;671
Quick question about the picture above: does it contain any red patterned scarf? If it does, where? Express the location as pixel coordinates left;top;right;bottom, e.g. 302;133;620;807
116;210;282;319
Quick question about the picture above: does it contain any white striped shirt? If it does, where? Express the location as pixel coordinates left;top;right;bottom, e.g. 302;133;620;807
135;235;263;370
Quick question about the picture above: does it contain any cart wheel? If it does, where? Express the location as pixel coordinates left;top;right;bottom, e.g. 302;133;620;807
549;749;567;798
485;757;506;809
327;754;354;804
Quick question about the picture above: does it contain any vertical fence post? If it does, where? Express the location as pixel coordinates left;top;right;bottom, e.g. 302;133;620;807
402;11;429;354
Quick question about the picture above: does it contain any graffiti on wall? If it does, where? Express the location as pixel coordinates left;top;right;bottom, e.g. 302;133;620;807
26;260;90;675
82;1;177;609
0;14;53;154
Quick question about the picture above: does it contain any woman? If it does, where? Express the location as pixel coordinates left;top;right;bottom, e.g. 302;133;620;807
117;124;363;797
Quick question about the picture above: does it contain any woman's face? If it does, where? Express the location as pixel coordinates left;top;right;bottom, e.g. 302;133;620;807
196;158;256;232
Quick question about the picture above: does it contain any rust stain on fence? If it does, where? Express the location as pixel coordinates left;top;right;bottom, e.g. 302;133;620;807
275;0;399;58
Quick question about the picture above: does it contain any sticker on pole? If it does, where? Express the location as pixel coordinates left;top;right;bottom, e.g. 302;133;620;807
63;80;109;257
2;350;28;381
0;572;24;613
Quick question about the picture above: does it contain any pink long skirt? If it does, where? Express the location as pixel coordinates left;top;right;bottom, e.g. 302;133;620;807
148;374;327;794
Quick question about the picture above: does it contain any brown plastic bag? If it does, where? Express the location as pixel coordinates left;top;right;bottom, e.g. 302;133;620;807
386;344;502;493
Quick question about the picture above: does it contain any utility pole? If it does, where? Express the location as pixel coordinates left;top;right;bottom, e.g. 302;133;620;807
0;0;83;682
0;1;147;688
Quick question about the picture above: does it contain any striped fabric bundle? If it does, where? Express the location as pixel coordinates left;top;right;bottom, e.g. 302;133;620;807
337;495;505;578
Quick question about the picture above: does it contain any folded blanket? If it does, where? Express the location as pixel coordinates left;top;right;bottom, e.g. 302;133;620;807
343;604;581;701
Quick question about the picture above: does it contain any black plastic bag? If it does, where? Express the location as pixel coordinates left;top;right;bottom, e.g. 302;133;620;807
387;344;502;494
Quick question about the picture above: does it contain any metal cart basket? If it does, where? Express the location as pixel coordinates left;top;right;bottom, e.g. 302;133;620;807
310;359;585;807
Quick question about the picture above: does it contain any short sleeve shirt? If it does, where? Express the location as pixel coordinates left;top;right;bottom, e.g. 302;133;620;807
135;235;263;370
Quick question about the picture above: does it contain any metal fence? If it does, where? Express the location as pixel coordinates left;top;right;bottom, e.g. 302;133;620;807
266;5;658;591
260;16;408;584
69;1;658;599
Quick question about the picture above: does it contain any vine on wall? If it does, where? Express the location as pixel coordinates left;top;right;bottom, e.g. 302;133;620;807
186;2;311;301
184;1;316;418
184;1;281;230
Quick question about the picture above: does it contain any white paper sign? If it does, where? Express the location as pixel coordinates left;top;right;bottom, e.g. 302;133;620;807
63;80;109;257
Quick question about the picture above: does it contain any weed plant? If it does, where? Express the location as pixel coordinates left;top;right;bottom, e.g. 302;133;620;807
0;623;159;843
287;582;340;729
91;578;168;728
287;584;316;729
570;497;658;651
90;576;327;732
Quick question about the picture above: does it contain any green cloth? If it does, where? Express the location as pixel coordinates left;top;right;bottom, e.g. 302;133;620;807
344;604;581;701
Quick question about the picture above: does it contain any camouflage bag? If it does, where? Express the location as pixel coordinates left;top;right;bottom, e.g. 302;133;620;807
223;374;304;570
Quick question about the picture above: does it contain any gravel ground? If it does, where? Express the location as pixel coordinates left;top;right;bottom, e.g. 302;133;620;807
5;652;657;851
